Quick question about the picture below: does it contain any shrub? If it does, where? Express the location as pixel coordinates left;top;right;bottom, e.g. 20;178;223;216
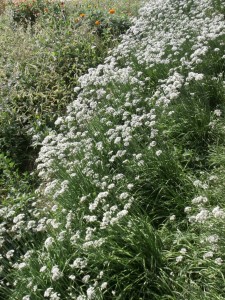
9;0;66;27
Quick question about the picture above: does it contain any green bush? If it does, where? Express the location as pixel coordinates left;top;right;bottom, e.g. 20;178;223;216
0;153;34;202
9;0;66;27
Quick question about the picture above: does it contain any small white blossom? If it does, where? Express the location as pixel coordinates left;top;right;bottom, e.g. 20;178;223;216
206;235;219;243
195;209;208;223
169;215;176;221
215;258;223;265
212;206;225;218
101;282;108;290
82;275;90;283
180;248;187;255
44;288;53;297
203;251;214;260
184;206;192;213
44;237;54;249
87;286;95;299
40;266;47;273
214;109;222;117
51;265;63;281
176;255;183;263
6;250;15;260
156;150;162;156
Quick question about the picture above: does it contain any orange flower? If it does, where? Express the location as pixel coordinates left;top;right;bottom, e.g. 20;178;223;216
95;20;100;25
80;13;85;17
109;8;115;14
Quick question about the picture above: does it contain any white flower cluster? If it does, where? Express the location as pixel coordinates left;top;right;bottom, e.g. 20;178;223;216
44;288;61;300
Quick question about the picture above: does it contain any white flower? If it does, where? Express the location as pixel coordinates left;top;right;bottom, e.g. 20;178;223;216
50;292;60;300
156;150;162;156
119;192;129;200
58;231;66;241
176;255;183;263
149;141;156;147
212;206;225;218
77;296;86;300
169;215;176;221
215;258;223;265
191;196;208;205
193;180;204;187
0;265;4;273
82;275;90;283
100;282;108;290
44;288;53;297
195;209;208;223
180;248;187;255
27;220;36;229
203;251;214;259
40;266;47;273
74;87;81;93
206;235;219;243
13;214;25;224
16;262;27;270
184;206;192;213
87;286;95;299
22;296;30;300
214;109;222;117
6;250;14;260
114;137;121;144
51;205;58;212
69;275;76;280
70;258;87;269
44;237;54;249
33;285;37;292
51;265;63;281
127;184;134;190
187;72;204;81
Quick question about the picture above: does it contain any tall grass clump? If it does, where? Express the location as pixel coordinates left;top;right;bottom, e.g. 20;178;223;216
1;0;225;299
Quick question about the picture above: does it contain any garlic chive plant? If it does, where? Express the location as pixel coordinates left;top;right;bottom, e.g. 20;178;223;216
1;0;225;299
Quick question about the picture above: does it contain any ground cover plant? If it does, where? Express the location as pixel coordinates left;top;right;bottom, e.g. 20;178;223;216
0;0;225;299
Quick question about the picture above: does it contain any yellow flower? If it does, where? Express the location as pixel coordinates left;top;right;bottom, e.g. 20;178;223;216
109;8;115;14
95;20;100;25
80;13;85;18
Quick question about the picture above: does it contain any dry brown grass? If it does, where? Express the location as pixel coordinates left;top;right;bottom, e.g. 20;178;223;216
0;0;6;15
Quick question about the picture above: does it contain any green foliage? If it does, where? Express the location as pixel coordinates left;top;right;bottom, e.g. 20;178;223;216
0;1;133;173
87;215;167;300
82;8;131;37
9;0;66;27
0;153;35;201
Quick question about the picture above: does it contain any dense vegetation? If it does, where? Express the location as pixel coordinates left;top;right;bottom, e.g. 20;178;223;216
0;0;225;299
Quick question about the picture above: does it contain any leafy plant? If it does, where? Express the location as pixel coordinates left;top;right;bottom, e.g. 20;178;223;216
9;0;66;27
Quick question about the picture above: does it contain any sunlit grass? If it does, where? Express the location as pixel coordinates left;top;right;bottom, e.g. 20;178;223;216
0;0;225;299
